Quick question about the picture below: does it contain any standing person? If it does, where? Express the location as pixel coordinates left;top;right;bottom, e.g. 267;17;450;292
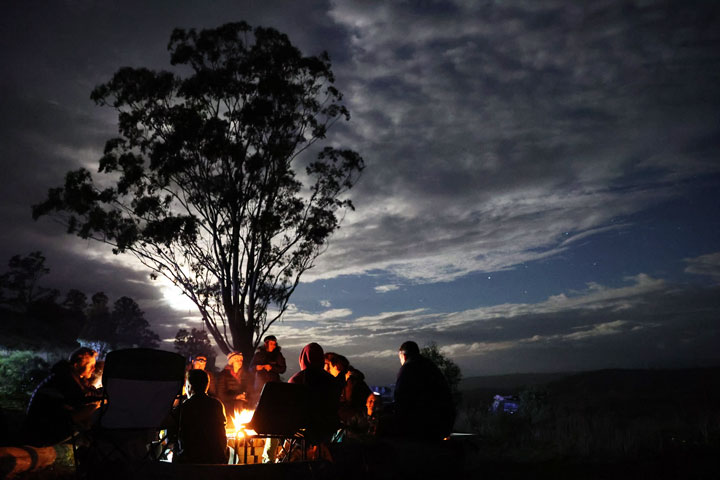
216;352;250;415
393;341;455;440
250;335;286;397
324;352;371;428
289;343;341;450
24;347;103;446
174;369;229;464
250;335;286;463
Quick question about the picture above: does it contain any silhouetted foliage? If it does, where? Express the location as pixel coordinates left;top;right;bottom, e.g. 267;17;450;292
62;289;88;312
80;293;160;352
0;351;49;409
112;296;161;348
421;341;463;406
0;251;58;308
33;21;364;360
174;327;216;368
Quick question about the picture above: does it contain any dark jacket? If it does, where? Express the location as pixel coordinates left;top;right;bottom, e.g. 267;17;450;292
289;343;341;443
394;354;455;440
338;366;372;426
250;345;287;392
216;366;251;414
24;360;102;446
175;392;228;464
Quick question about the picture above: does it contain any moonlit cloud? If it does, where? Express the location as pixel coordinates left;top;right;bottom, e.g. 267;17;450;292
685;252;720;281
375;284;400;293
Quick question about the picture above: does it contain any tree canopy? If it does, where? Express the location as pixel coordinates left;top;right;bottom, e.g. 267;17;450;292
174;327;216;368
421;341;463;406
33;22;364;358
0;251;58;308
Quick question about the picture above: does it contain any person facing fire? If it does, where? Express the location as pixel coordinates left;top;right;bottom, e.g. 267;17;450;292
365;392;383;436
289;343;341;445
217;351;250;415
393;340;455;440
250;335;287;395
174;369;229;464
23;347;103;446
324;352;372;429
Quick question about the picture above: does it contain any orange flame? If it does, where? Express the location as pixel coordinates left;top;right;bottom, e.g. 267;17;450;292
226;409;256;438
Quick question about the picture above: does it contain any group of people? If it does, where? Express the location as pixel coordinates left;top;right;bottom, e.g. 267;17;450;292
175;339;455;463
24;337;456;465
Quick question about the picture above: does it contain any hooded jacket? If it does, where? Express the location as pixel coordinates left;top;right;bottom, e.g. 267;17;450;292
289;343;341;442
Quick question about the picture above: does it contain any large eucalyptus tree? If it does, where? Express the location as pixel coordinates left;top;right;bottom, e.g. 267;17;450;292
33;22;363;359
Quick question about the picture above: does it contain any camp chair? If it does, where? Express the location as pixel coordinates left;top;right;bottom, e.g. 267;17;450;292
245;382;310;462
77;348;185;479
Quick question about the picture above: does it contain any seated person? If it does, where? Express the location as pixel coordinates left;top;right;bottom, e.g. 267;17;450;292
393;341;455;440
289;343;341;445
365;392;383;436
189;353;216;397
24;347;103;446
174;369;229;464
324;352;371;430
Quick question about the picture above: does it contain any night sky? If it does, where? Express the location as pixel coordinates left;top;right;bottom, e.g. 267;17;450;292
1;1;719;384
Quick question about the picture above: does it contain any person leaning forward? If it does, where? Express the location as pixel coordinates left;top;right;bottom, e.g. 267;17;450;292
24;347;103;446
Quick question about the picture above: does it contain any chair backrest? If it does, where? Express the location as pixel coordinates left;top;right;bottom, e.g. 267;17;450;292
100;348;185;429
248;382;309;436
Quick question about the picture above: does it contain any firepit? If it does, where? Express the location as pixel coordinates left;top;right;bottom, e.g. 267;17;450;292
226;409;264;464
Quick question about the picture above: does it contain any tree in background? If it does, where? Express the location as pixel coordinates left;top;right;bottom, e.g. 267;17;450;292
62;289;88;312
33;22;364;360
112;296;161;348
0;253;82;351
81;293;161;352
0;252;161;355
0;251;58;308
174;327;216;369
422;341;463;406
79;292;113;353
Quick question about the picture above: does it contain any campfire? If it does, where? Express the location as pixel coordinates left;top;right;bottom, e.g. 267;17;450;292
226;409;257;439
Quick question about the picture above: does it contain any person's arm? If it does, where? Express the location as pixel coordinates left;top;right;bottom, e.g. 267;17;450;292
273;352;287;374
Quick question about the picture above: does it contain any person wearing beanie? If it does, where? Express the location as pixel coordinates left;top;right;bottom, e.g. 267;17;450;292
216;351;250;414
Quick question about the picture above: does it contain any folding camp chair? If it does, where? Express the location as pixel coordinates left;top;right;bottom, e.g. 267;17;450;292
76;348;185;479
244;382;310;462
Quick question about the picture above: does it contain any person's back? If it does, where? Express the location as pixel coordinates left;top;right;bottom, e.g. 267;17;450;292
394;342;454;440
289;343;341;443
175;369;228;464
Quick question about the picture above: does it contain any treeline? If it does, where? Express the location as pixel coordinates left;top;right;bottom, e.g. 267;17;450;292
0;251;160;354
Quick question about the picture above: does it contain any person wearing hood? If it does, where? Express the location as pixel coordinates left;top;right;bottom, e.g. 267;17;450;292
24;347;103;446
250;335;286;396
216;351;250;415
324;352;372;428
289;343;341;445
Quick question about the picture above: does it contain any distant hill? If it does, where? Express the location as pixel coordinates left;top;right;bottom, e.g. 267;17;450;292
460;372;575;393
460;367;720;409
